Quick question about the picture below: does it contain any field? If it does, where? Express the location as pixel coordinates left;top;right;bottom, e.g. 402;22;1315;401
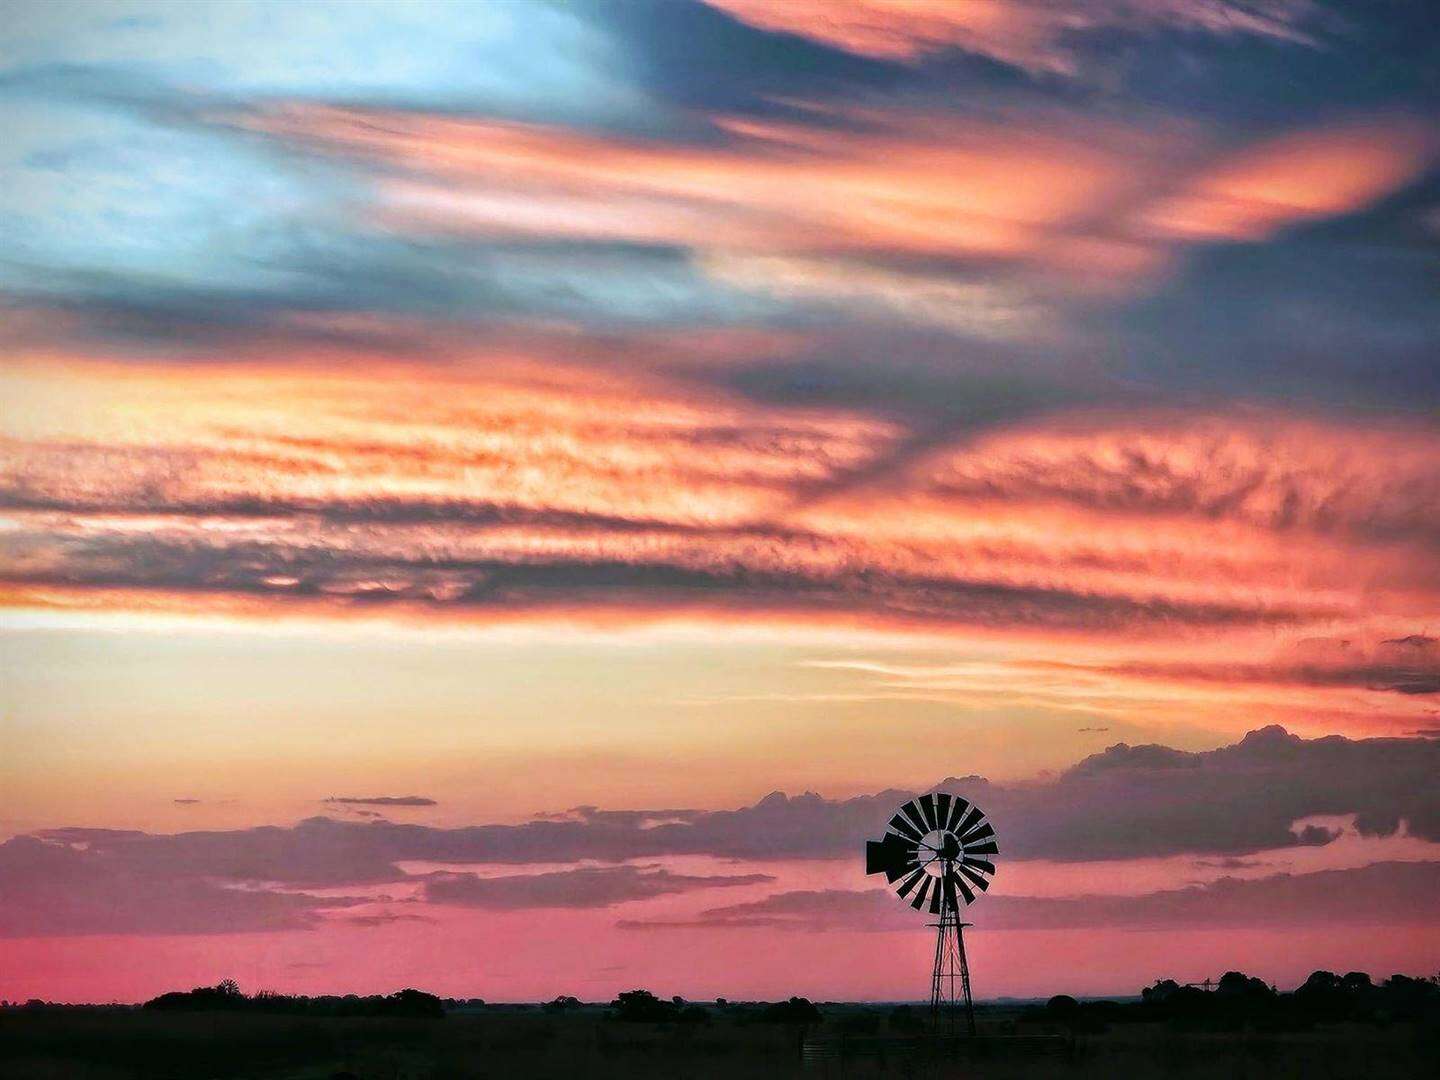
2;1004;1436;1080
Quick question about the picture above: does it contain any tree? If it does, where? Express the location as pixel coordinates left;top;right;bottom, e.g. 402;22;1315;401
758;997;822;1025
611;989;681;1023
1216;971;1273;1000
1046;994;1079;1016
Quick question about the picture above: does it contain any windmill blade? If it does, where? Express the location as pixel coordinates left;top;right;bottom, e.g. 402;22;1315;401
933;793;952;831
895;866;927;899
888;813;923;842
960;857;995;876
963;840;998;856
909;875;932;910
929;877;943;914
945;797;970;833
956;863;990;892
955;805;985;838
948;870;975;906
918;793;938;830
866;832;920;882
960;821;995;846
900;800;929;835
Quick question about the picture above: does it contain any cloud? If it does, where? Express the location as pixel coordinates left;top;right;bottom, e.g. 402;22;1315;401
21;728;1440;884
335;910;435;928
423;865;773;909
1194;857;1269;870
701;0;1319;70
324;796;438;807
0;834;363;937
5;727;1438;935
1060;635;1440;697
10;357;1439;665
172;798;201;805
1135;117;1437;243
621;860;1440;932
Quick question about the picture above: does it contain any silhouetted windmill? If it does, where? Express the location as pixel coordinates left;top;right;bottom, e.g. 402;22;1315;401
865;792;998;1035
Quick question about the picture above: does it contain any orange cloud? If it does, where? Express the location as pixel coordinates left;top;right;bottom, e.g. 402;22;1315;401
703;0;1315;70
218;100;1433;312
1136;117;1439;242
229;101;1171;267
5;346;1439;741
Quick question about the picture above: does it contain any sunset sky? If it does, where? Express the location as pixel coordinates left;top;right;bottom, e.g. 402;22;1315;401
2;0;1439;1004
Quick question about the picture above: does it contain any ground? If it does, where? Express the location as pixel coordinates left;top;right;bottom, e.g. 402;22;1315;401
2;1004;1436;1079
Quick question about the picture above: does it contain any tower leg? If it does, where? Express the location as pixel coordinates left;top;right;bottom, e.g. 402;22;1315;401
956;921;975;1037
929;909;976;1037
929;914;946;1031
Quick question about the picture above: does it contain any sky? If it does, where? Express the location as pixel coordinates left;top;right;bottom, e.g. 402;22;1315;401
1;0;1439;1004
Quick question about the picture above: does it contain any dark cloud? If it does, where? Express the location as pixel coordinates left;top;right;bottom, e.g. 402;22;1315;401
172;798;200;805
1117;172;1440;416
423;865;773;910
0;518;1331;636
324;796;437;808
621;862;1440;933
1052;635;1440;698
1068;0;1440;125
584;0;903;120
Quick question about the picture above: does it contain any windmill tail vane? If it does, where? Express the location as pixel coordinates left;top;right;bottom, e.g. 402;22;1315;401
864;792;999;1036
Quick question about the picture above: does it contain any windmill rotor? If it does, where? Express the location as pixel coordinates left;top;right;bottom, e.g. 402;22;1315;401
865;793;998;916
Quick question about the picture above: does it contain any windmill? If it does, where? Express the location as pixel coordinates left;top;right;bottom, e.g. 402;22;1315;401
865;792;998;1035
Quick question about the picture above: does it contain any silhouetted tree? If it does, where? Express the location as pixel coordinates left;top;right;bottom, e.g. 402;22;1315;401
758;997;822;1025
1046;994;1079;1016
610;989;681;1023
1216;971;1274;1001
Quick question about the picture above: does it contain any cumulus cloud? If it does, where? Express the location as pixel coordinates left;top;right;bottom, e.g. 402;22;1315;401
622;861;1440;932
